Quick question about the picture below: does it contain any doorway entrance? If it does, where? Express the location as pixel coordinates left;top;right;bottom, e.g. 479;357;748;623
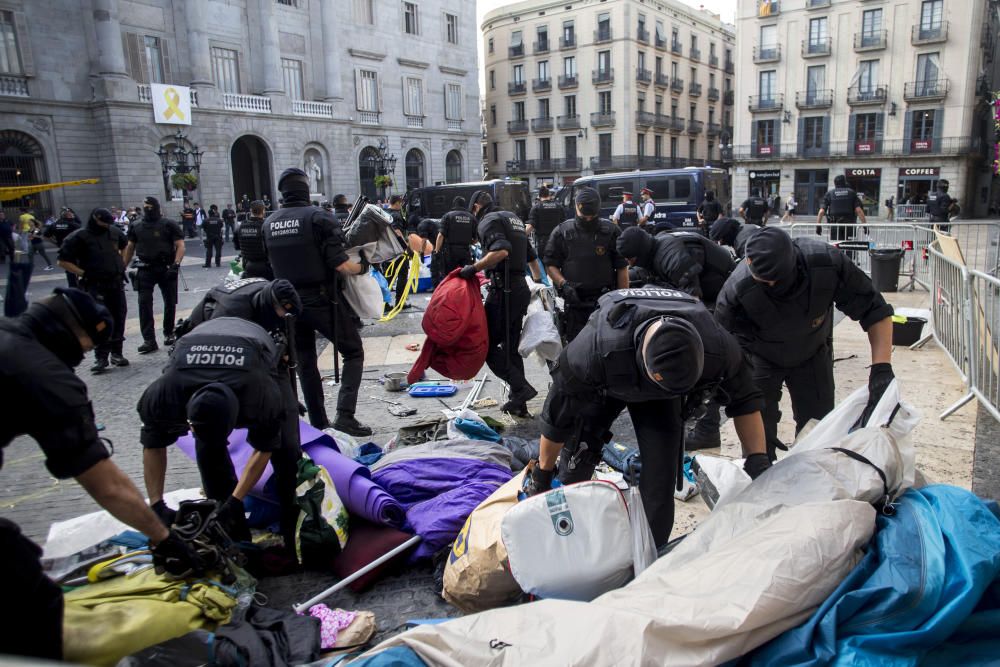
794;168;829;216
359;146;379;201
230;136;273;204
0;130;51;219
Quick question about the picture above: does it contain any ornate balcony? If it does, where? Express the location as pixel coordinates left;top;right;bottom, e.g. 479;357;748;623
590;111;616;128
795;89;833;109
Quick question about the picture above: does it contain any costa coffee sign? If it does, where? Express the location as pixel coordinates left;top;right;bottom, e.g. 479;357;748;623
846;168;880;178
899;167;940;177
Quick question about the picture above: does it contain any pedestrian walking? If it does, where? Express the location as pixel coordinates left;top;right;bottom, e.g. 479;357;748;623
885;195;895;221
781;193;797;223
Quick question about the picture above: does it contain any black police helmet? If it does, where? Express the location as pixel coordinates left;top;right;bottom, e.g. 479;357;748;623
637;316;705;395
41;288;114;349
278;167;310;192
574;187;601;217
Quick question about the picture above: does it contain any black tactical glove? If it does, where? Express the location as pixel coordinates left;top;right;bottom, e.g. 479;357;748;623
853;363;895;430
151;530;206;578
522;463;555;497
166;263;180;277
459;264;478;280
217;496;251;543
560;281;582;306
151;499;177;528
358;250;371;275
744;453;772;480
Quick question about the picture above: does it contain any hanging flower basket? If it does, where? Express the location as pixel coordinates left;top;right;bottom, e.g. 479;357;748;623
171;172;198;192
374;175;394;190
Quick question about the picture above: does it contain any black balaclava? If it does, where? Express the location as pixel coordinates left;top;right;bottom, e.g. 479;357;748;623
143;196;162;222
617;226;655;267
278;168;311;207
745;227;799;297
574;187;601;231
87;207;114;235
187;383;240;444
634;316;705;396
468;191;495;221
452;196;467;210
704;190;716;202
22;289;113;367
253;279;302;330
710;218;741;247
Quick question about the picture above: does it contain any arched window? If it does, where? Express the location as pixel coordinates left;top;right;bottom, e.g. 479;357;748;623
0;130;51;218
445;150;462;184
358;146;380;201
405;149;425;191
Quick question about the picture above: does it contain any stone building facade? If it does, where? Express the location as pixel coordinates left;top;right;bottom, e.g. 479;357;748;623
732;0;999;218
0;0;481;219
481;0;735;189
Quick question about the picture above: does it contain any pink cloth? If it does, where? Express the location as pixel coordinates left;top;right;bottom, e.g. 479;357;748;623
308;605;357;649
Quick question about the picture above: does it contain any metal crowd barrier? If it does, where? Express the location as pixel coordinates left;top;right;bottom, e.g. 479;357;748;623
922;240;1000;423
895;204;929;222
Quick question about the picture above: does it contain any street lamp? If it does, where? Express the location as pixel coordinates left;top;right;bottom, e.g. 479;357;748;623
366;139;397;201
157;130;203;200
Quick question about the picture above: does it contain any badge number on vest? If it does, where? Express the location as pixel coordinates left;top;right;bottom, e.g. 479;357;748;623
546;489;574;536
269;219;301;236
183;344;248;368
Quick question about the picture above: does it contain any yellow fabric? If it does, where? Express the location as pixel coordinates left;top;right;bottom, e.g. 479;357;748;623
379;250;422;322
0;178;100;201
63;567;237;667
17;212;35;232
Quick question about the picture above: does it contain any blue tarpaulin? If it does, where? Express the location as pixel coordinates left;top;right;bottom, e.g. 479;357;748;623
745;485;1000;666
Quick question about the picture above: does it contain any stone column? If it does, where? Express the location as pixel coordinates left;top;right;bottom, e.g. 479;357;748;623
320;0;343;101
259;0;283;94
185;0;214;86
92;0;127;77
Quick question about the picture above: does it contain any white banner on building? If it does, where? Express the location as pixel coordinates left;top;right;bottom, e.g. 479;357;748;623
151;83;192;125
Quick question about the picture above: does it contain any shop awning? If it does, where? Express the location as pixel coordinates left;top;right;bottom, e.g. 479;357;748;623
0;178;100;201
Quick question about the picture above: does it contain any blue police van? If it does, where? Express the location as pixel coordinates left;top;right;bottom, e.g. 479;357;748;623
405;179;531;222
557;167;731;232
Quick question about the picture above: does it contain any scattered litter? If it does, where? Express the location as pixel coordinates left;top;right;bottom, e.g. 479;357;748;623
368;395;418;417
405;343;421;352
472;397;498;409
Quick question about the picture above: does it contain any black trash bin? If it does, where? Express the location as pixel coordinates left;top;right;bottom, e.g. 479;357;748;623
869;248;904;292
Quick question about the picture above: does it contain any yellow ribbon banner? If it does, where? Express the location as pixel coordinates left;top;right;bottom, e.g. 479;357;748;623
0;178;100;201
163;87;185;121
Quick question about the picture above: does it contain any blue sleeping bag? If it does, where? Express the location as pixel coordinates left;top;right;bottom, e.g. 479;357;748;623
745;485;1000;666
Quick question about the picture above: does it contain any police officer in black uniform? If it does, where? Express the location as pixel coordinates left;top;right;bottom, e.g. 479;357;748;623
524;287;770;546
526;185;566;262
332;194;352;227
123;196;186;354
436;196;476;275
715;227;896;461
696;190;724;235
222;203;237;242
233;200;273;279
926;179;956;232
459;190;543;417
0;288;201;660
617;225;737;449
263;168;372;436
202;205;224;267
709;217;761;259
545;187;629;341
178;278;302;337
739;189;770;226
57;208;130;373
45;208;83;286
612;191;641;229
138;317;294;543
817;175;867;242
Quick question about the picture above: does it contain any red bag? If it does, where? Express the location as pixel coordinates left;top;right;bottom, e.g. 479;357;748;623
407;268;488;384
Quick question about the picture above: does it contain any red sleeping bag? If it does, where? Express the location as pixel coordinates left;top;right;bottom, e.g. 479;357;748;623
407;268;488;384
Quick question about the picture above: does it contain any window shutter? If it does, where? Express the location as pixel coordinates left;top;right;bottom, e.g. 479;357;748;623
459;85;465;120
120;32;134;79
12;11;33;75
932;107;943;148
402;76;411;115
774;122;781;152
161;39;174;84
847;113;857;145
377;72;383;111
874;112;884;152
354;69;362;110
821;117;830;154
797;117;805;155
750;120;758;154
903;110;913;154
122;32;143;82
137;37;150;82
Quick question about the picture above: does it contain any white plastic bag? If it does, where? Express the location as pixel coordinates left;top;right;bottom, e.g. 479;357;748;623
518;309;562;361
341;251;386;320
693;455;751;509
323;428;359;460
627;486;657;576
446;408;488;441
